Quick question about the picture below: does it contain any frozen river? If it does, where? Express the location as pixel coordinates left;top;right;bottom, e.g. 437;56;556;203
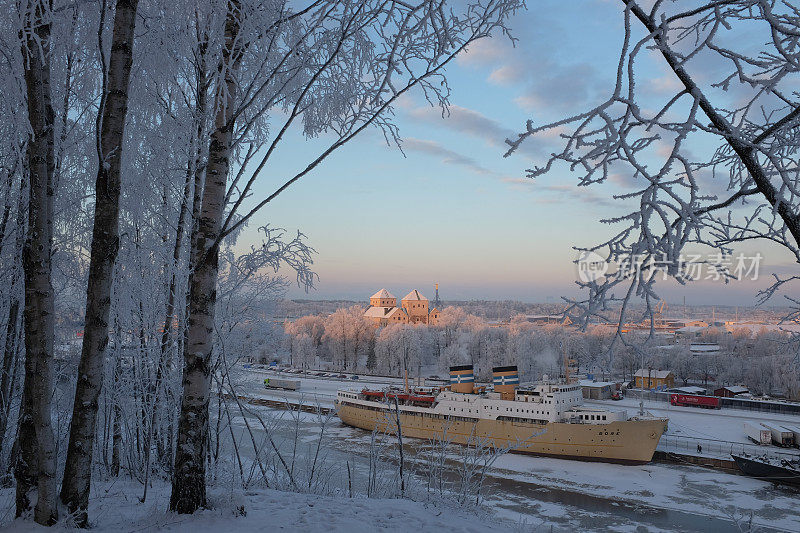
225;366;800;532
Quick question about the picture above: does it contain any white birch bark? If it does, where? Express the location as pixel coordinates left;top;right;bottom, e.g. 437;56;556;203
60;0;139;524
0;173;24;454
17;0;58;524
170;1;241;514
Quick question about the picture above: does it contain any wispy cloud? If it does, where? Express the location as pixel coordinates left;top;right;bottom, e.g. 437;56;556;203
502;178;620;208
401;137;608;209
513;63;602;113
401;137;499;177
457;18;608;115
404;103;556;160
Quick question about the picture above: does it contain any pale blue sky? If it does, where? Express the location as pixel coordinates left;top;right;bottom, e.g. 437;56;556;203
238;0;795;306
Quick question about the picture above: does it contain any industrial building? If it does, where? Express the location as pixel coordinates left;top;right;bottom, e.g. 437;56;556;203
714;385;750;398
579;380;616;400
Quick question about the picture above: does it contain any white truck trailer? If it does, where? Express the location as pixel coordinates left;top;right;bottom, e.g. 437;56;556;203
761;422;795;446
264;378;301;391
744;422;772;445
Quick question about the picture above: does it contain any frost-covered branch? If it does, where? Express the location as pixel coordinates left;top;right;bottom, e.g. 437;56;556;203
505;0;800;360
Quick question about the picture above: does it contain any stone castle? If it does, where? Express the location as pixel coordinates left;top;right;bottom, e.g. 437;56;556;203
363;288;440;327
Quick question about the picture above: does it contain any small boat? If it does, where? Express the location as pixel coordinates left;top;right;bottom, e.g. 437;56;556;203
731;452;800;485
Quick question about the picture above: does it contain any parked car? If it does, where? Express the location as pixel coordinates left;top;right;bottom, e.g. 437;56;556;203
350;375;359;380
338;374;347;378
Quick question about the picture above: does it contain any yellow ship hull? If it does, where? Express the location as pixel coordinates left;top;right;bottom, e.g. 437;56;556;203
337;401;667;465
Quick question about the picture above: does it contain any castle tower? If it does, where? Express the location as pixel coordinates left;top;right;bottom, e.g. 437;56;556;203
429;283;441;325
401;289;428;324
369;288;396;308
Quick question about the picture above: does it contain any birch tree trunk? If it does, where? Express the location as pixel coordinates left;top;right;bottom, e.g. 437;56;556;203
17;0;58;524
0;174;25;455
60;0;139;524
106;312;122;477
0;301;20;452
0;161;21;253
170;2;241;514
141;145;196;502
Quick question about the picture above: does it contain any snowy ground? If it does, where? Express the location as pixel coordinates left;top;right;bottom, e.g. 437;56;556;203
317;412;800;532
219;382;800;531
0;478;512;533
486;453;800;531
4;391;799;532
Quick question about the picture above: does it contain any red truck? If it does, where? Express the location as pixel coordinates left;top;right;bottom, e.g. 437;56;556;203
670;393;721;409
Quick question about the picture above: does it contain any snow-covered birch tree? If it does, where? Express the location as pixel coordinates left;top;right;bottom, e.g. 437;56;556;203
60;0;139;524
170;0;522;514
16;0;59;524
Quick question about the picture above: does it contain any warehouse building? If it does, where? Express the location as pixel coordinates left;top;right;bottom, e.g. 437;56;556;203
713;385;749;398
579;380;616;400
634;369;675;390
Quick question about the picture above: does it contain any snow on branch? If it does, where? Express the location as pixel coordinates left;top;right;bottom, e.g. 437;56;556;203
505;0;800;356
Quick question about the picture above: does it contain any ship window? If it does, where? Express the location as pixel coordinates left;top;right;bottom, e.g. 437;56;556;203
602;415;606;420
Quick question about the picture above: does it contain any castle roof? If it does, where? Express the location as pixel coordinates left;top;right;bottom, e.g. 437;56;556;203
402;289;427;301
364;306;391;318
386;307;407;318
364;306;407;320
370;288;395;300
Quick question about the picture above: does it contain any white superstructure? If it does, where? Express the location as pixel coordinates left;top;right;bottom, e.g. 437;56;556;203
338;378;628;426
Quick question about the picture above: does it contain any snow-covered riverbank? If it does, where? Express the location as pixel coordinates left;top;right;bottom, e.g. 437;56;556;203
0;478;508;533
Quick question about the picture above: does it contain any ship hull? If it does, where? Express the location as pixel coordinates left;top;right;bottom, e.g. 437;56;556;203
731;454;800;485
337;400;667;465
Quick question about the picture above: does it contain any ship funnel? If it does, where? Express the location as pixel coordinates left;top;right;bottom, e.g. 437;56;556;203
493;365;519;398
449;365;474;393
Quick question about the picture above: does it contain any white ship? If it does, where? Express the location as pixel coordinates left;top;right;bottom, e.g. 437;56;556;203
336;365;668;464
